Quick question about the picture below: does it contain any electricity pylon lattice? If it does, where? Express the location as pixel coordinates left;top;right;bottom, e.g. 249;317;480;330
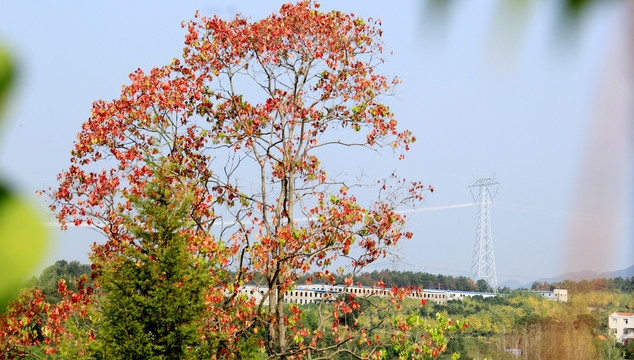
469;175;499;293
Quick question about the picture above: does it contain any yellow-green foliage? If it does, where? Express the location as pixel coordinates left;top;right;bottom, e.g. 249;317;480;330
427;290;633;360
577;290;634;311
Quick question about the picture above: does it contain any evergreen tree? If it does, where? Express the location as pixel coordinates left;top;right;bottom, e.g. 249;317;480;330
94;163;218;359
475;279;492;293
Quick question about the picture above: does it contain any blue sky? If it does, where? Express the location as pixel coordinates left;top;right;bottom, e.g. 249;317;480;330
0;0;631;283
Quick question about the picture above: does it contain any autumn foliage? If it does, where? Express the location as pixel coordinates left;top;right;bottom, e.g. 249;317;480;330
0;278;94;358
2;2;461;359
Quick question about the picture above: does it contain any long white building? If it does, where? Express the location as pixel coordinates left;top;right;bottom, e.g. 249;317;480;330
235;284;567;307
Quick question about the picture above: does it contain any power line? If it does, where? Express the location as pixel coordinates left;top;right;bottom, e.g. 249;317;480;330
495;202;634;224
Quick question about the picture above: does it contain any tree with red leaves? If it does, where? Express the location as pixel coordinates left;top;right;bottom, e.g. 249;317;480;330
0;277;95;359
39;2;459;359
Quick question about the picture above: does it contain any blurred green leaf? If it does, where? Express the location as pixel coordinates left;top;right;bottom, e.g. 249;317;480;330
0;47;15;121
0;46;48;312
0;185;48;312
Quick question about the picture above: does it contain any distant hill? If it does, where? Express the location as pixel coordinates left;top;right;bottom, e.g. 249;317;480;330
528;265;634;287
601;265;634;279
498;279;525;290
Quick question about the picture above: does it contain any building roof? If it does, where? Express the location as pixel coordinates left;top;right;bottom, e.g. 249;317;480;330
615;312;634;316
294;287;341;293
445;290;498;296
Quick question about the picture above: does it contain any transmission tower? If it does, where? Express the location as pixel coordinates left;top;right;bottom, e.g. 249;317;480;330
469;175;499;292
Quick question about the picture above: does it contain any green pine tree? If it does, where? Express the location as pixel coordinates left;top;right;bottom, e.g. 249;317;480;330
94;164;217;359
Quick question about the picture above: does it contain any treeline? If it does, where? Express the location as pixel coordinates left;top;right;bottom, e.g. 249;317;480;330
23;260;92;303
352;270;496;292
294;270;498;293
23;262;634;300
532;277;634;294
25;265;492;303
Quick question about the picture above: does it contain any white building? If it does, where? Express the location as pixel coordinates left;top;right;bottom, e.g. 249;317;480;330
285;284;450;305
234;284;453;306
236;284;268;304
609;312;634;345
532;289;568;302
445;290;498;301
285;285;341;305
